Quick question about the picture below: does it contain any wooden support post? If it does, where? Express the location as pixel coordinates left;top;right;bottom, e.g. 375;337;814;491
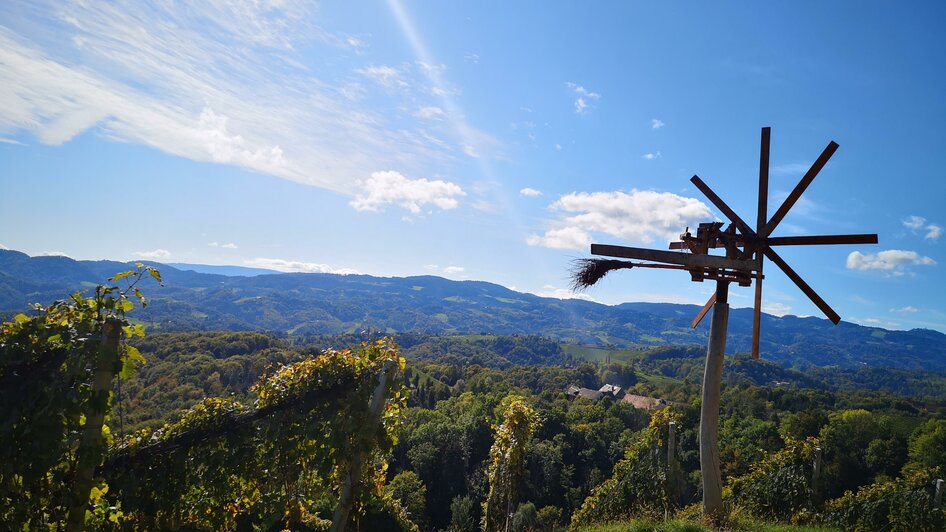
667;420;678;508
699;281;729;519
668;421;677;467
66;319;122;532
935;478;943;508
812;446;823;505
330;360;395;532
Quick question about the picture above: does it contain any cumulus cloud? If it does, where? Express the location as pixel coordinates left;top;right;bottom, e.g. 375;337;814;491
846;249;936;273
901;215;940;241
443;266;464;274
642;151;662;160
566;82;600;114
244;257;358;274
134;249;171;259
519;187;543;197
762;302;792;317
651;119;664;129
926;225;942;241
527;189;712;250
350;170;465;214
535;284;594;301
903;216;926;231
527;227;592;250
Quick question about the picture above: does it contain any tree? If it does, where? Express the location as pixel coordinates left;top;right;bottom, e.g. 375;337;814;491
385;471;427;528
483;396;541;531
906;419;946;472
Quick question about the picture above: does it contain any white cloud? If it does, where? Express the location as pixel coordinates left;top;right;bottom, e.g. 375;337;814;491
642;151;662;160
925;224;942;241
903;215;926;230
535;284;594;301
528;189;712;250
443;266;464;274
41;250;69;257
0;243;8;249
762;302;792;316
770;163;810;176
415;106;445;120
356;65;409;88
0;137;25;145
890;306;919;314
350;170;465;214
566;82;600;114
0;3;464;195
244;257;358;275
208;241;239;249
464;52;479;64
527;227;591;250
846;249;936;272
519;187;543;197
651;119;664;129
423;264;439;270
555;144;562;151
134;249;171;259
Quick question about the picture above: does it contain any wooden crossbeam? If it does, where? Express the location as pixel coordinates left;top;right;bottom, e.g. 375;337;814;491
591;244;760;272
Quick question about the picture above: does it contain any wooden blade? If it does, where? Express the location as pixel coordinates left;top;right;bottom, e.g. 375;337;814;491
591;244;760;272
691;292;717;328
766;234;878;246
751;278;762;359
762;141;839;237
757;127;770;235
753;128;770;358
763;247;841;324
690;175;755;236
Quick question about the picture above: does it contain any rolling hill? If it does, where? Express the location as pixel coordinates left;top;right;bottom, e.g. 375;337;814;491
1;249;943;371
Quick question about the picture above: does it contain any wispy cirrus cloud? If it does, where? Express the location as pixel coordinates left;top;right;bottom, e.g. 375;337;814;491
0;1;479;196
527;189;712;250
890;306;919;314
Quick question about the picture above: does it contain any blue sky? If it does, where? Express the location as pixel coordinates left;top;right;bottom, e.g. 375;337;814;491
1;1;944;332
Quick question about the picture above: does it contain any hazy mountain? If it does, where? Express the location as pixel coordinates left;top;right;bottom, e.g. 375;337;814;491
1;249;943;371
166;263;280;277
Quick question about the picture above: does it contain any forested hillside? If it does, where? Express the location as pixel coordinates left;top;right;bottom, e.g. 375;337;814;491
2;249;944;371
2;267;946;530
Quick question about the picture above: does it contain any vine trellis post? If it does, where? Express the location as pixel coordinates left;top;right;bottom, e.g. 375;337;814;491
571;127;877;518
330;359;396;532
66;319;122;532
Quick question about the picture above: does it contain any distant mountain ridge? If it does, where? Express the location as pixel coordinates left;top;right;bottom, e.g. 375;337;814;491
0;249;943;371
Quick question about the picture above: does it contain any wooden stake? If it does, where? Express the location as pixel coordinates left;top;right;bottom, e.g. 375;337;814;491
330;360;395;532
699;281;728;519
935;479;943;508
67;319;122;532
812;446;823;505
